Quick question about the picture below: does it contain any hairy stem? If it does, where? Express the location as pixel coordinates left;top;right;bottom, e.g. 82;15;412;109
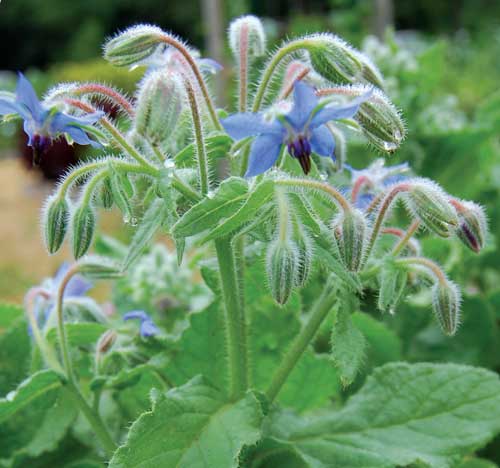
215;238;248;399
72;83;135;117
238;24;249;112
266;284;337;402
158;34;222;130
184;78;210;196
392;220;420;256
396;256;448;285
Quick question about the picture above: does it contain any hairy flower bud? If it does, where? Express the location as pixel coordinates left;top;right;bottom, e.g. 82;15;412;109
97;329;117;354
450;199;487;253
135;70;183;146
229;15;266;59
99;177;114;210
78;255;123;279
266;239;298;305
332;208;368;272
104;24;164;67
354;87;405;153
43;195;69;254
404;179;458;237
432;280;461;336
71;204;96;259
294;230;313;287
378;261;407;313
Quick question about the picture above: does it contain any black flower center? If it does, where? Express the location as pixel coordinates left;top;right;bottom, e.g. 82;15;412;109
287;135;312;174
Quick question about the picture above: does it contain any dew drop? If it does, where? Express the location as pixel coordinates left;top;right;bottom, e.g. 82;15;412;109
319;173;328;181
123;213;131;224
388;307;395;316
6;391;15;402
163;159;175;170
130;217;138;227
383;141;398;152
206;190;215;199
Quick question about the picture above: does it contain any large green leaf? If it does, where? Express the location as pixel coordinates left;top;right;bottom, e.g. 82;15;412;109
0;370;77;463
172;177;248;239
174;134;233;168
262;363;500;468
109;376;263;468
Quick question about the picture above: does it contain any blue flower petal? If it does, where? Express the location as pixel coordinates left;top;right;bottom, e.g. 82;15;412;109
221;113;283;140
63;125;102;148
310;125;336;159
356;193;375;210
0;98;23;117
65;275;93;298
285;81;318;131
310;89;373;128
198;58;223;74
123;310;150;322
16;73;44;122
245;134;283;177
140;320;160;337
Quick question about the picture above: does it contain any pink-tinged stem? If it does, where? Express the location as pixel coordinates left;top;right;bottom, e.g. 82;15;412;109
238;24;249;112
73;83;134;117
351;175;372;204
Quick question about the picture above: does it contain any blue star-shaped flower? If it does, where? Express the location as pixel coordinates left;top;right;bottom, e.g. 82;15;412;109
221;81;372;177
0;73;103;164
123;310;160;338
346;159;410;209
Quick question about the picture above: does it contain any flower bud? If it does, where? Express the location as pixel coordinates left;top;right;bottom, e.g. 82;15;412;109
71;204;96;259
432;280;461;336
43;195;69;254
354;87;405;153
104;24;164;67
229;15;266;60
332;208;368;272
99;177;114;210
378;262;407;313
351;50;385;89
78;255;123;279
135;70;183;146
450;199;487;253
308;34;363;85
266;239;298;305
404;179;458;238
97;329;117;354
294;230;313;287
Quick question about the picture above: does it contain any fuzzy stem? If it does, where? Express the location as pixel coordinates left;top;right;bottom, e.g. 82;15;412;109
65;380;117;456
252;39;311;112
266;283;337;402
392;220;420;256
280;66;311;100
276;178;352;212
365;182;411;258
351;175;372;204
72;83;135;117
158;34;222;130
184;78;210;196
64;99;156;171
276;189;290;242
214;238;248;399
238;24;249;112
396;256;447;285
81;170;109;206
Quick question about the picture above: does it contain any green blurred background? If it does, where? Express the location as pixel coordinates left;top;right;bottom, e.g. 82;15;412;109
0;0;499;305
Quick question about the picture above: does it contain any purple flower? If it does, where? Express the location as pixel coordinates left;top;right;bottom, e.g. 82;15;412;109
221;81;372;177
346;159;410;209
123;310;160;338
0;73;103;164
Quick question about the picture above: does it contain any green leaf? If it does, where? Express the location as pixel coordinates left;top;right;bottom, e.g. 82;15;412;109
173;177;249;238
200;179;275;243
163;301;227;390
266;363;500;468
123;197;170;270
330;295;366;386
109;376;263;468
0;371;77;463
456;459;498;468
174;134;233;168
0;303;23;330
46;323;108;348
0;309;30;394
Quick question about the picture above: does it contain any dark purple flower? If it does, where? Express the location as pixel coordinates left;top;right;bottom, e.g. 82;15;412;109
123;310;160;338
0;73;103;164
221;81;372;177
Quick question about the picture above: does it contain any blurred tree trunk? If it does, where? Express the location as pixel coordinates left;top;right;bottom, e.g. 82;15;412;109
200;0;226;106
373;0;394;39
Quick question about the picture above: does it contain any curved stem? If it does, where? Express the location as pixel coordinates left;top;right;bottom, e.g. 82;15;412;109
266;283;337;403
158;34;222;130
81;170;109;206
184;78;210;196
214;238;248;400
65;380;117;456
72;83;135;117
396;256;447;285
392;220;420;256
280;66;311;100
276;178;352;212
172;175;202;203
252;39;310;112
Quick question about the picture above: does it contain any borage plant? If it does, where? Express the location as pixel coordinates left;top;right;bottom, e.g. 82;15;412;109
1;15;499;468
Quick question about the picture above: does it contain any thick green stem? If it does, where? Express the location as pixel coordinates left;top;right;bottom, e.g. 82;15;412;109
184;78;210;196
215;238;248;399
65;381;116;456
266;284;337;403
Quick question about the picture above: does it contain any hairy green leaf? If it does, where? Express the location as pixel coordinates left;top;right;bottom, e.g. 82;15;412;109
109;376;263;468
